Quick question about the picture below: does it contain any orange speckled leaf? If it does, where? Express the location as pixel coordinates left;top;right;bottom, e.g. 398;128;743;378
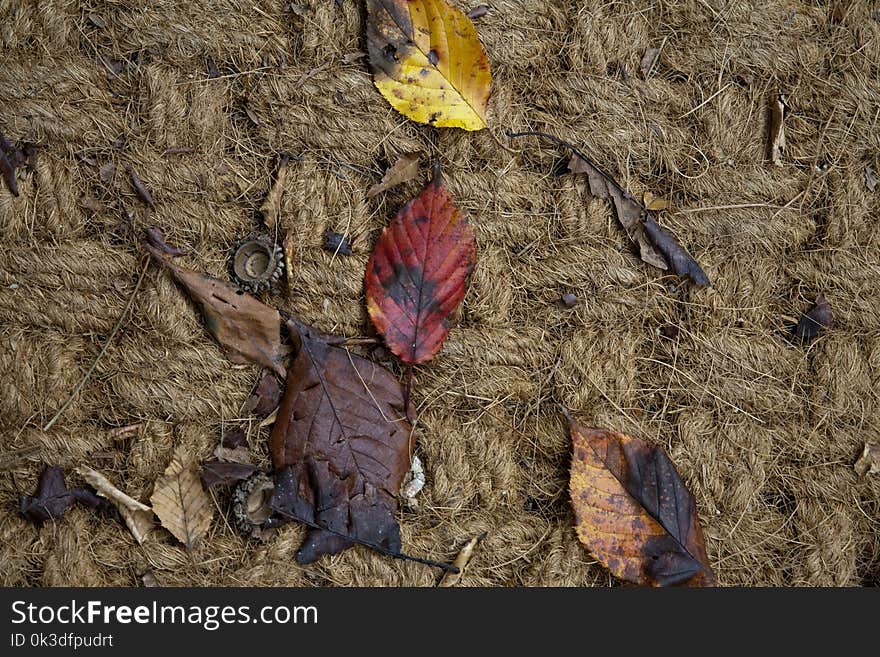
366;0;491;130
365;166;475;364
568;416;714;587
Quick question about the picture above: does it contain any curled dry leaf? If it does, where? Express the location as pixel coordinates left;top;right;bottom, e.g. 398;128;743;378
568;153;667;271
643;217;710;286
365;165;476;365
854;443;880;477
0;132;22;196
221;427;248;450
269;319;412;564
76;466;154;544
768;93;786;166
323;229;353;256
145;228;289;376
243;370;282;417
567;413;714;586
366;0;491;130
150;448;214;550
19;465;106;524
794;294;832;341
367;152;421;197
438;533;485;587
127;165;155;207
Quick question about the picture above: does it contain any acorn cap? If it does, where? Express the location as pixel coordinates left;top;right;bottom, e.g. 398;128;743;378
230;234;284;293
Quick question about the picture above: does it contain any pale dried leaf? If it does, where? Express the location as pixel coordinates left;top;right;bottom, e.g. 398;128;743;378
769;94;786;166
76;465;154;544
150;449;214;550
367;152;421;197
439;534;484;587
855;443;880;477
640;47;661;77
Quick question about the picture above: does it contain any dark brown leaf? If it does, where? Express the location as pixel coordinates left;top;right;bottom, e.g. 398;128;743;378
145;228;290;375
268;319;412;564
206;57;221;78
568;154;668;270
201;460;258;488
128;165;155;207
367;152;420;197
643;216;710;286
221;428;249;450
242;370;282;417
0;132;21;196
144;227;186;256
19;465;106;524
794;294;832;341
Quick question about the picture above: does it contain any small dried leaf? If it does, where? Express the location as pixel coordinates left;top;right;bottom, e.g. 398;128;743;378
243;371;282;417
569;154;668;271
78;196;103;212
640;47;661;77
643;191;668;211
128;165;155;207
201;461;258;488
368;152;421;197
145;229;289;376
87;13;106;28
643;216;710;286
865;166;878;192
438;533;485;587
768;94;786;166
244;104;260;126
0;132;22;196
19;465;106;524
98;161;116;182
150;448;214;550
467;5;489;19
76;466;154;544
794;294;833;341
854;443;880;477
214;445;253;466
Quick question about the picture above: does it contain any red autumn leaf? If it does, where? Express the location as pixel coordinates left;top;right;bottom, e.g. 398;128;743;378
365;165;476;365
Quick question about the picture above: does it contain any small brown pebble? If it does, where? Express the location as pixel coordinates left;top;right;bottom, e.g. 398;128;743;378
561;293;577;308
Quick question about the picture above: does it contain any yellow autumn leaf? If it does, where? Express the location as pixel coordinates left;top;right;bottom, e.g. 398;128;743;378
366;0;491;130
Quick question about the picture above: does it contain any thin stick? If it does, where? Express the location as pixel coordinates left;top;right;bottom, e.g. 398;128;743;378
507;130;620;183
271;506;458;573
43;258;150;431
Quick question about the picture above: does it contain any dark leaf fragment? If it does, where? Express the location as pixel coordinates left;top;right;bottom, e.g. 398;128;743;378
242;370;282;417
268;319;412;564
128;165;155;207
467;5;489;19
794;294;832;341
145;228;289;375
201;460;258;488
19;465;106;524
221;428;249;450
643;216;710;286
322;229;352;256
0;132;21;196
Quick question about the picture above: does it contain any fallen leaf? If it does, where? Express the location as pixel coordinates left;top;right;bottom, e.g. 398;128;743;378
865;166;878;192
87;13;106;28
367;152;421;197
268;319;412;564
561;292;577;308
243;370;282;417
76;466;154;544
768;93;786;166
221;428;248;450
643;217;711;286
98;162;116;182
19;465;106;524
164;146;193;155
128;165;155;207
365;164;476;365
855;443;880;477
145;228;290;376
322;229;352;256
214;445;253;466
201;461;258;488
206;57;221;78
568;154;668;271
244;104;260;126
0;132;21;196
643;191;668;211
640;47;661;77
78;196;103;212
567;414;715;586
260;155;290;230
366;0;492;130
794;293;832;341
150;448;214;550
438;533;485;587
467;4;489;19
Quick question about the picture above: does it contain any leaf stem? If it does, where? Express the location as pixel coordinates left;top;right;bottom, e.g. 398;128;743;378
506;130;621;188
